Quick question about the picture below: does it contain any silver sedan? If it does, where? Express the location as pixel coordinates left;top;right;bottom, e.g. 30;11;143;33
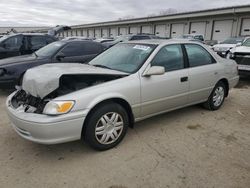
6;40;239;150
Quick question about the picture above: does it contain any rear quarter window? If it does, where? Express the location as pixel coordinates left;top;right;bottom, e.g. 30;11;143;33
185;44;216;67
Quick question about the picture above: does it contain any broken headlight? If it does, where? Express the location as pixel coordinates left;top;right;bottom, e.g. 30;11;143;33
43;100;75;115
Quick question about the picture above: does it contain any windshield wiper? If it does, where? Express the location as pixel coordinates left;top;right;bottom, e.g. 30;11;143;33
92;64;112;70
33;52;38;57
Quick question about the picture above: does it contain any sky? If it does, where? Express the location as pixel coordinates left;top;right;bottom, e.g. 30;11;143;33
0;0;249;27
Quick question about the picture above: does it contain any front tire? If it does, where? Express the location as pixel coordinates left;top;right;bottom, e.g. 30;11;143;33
84;103;129;151
203;81;226;111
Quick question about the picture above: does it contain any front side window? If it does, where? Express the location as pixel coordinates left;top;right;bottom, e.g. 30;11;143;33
59;42;102;57
60;43;86;56
185;44;215;67
3;35;23;49
151;44;184;72
89;43;156;73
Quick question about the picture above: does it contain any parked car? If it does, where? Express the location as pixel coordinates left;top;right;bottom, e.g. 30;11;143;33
227;37;250;76
212;37;245;57
205;40;218;47
0;40;105;89
6;40;239;150
102;34;162;48
0;33;57;60
180;34;204;41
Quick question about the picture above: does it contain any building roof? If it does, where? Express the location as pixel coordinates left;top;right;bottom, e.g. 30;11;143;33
71;4;250;29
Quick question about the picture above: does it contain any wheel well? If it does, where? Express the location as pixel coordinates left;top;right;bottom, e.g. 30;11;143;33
81;98;135;139
219;78;229;97
17;72;26;85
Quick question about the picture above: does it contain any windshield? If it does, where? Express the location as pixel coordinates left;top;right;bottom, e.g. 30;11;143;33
35;41;65;57
242;38;250;47
89;43;156;73
221;38;244;44
0;35;12;43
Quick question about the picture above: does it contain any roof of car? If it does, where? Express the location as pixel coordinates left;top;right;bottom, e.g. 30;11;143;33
8;33;52;36
125;39;202;45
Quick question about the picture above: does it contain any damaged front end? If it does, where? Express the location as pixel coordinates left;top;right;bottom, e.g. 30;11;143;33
10;64;128;114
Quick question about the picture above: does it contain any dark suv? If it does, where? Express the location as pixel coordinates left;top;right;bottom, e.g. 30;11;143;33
0;40;105;89
0;33;57;59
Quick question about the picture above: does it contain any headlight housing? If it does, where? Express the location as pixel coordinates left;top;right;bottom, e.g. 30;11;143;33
226;52;235;59
43;100;75;115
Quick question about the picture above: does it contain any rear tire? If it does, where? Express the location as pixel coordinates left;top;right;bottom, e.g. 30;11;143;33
84;103;129;151
203;81;226;111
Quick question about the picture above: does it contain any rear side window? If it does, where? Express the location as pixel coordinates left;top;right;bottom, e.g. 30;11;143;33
151;44;184;72
185;44;215;67
30;36;47;49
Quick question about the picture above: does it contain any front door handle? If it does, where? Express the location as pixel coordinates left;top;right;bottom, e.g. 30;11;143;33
180;76;188;82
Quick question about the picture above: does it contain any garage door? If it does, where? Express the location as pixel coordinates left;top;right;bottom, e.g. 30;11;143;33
241;18;250;36
155;25;166;37
68;30;72;37
77;29;82;36
82;30;87;37
141;25;152;34
110;28;117;37
212;20;233;41
95;29;101;38
171;23;185;38
119;27;127;35
129;26;139;34
190;22;206;36
88;29;95;38
102;28;108;38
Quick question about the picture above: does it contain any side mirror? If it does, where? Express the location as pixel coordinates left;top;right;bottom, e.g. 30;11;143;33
56;52;65;61
236;42;242;47
143;66;165;76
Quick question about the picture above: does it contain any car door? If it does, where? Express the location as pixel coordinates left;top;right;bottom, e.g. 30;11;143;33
140;44;189;117
184;44;221;104
54;42;102;63
0;35;24;58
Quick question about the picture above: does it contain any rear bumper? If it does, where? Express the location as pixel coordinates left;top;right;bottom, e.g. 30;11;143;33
6;93;88;144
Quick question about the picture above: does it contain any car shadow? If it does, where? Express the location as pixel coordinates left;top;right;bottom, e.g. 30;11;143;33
28;105;204;160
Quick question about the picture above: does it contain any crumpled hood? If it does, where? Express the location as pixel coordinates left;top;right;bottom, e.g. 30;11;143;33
22;63;128;99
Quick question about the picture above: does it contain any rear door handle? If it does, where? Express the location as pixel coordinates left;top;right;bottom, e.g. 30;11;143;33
180;76;188;82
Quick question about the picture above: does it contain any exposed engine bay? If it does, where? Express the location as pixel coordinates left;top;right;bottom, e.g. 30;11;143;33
11;74;125;114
